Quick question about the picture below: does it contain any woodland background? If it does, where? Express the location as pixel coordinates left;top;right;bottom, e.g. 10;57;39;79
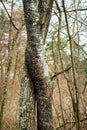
0;0;87;130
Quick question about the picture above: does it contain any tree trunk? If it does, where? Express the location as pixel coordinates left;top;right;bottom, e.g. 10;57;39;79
19;65;35;130
21;0;53;130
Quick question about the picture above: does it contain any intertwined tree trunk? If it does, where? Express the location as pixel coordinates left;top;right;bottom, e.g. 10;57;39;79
19;0;53;130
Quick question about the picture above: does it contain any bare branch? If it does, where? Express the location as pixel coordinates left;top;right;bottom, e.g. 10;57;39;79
51;66;72;80
0;0;19;31
66;8;87;12
56;116;87;130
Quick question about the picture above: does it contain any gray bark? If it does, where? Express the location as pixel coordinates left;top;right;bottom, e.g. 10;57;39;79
21;0;53;130
19;65;35;130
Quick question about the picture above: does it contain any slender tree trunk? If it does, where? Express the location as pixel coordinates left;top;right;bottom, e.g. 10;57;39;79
62;0;80;129
20;0;53;130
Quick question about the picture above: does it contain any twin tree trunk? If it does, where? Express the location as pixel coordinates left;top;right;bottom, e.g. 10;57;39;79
19;0;53;130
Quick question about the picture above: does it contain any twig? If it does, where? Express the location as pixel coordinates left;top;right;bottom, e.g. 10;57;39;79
0;0;19;30
65;8;87;12
56;116;87;130
51;66;72;79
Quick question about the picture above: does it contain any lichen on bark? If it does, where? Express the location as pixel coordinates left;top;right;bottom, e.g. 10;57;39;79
19;65;35;130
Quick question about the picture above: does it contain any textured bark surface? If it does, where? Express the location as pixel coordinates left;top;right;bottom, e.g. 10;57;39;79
38;0;54;43
19;65;35;130
22;0;53;130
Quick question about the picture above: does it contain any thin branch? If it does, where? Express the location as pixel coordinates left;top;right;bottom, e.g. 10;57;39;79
51;66;72;79
54;7;87;26
74;40;87;55
50;21;87;56
68;14;87;27
62;0;80;129
0;0;19;31
66;8;87;12
56;116;87;130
